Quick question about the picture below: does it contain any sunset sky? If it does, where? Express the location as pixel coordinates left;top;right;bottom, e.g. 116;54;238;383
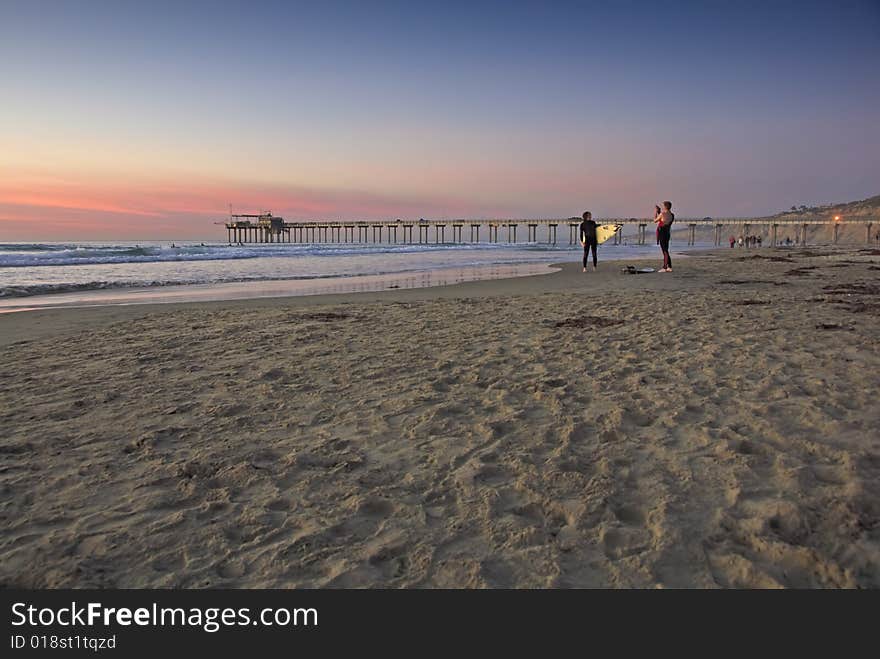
2;0;878;239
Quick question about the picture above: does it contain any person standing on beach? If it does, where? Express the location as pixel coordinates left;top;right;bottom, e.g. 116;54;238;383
657;201;674;272
580;211;598;272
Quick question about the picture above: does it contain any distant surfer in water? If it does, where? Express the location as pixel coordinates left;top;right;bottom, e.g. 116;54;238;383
580;211;598;272
657;201;674;272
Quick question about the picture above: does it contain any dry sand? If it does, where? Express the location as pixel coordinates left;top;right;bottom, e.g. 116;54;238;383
1;248;879;588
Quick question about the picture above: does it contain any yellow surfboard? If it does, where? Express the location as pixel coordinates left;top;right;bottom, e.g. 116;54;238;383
596;223;622;244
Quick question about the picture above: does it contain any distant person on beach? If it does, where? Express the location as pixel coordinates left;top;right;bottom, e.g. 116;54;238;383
729;235;735;248
580;211;598;272
657;201;674;272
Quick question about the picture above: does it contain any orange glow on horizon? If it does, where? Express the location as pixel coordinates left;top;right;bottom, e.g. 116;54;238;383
0;172;518;240
0;192;163;217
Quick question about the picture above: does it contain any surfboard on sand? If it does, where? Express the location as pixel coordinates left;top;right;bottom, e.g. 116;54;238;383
597;223;622;244
622;265;656;274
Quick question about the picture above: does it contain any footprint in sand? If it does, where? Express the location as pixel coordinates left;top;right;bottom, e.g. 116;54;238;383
473;463;510;486
511;501;546;526
488;420;516;439
124;426;184;453
216;561;247;579
249;449;280;471
733;439;762;456
598;499;653;559
150;554;185;573
623;408;654;428
601;527;650;559
259;368;286;381
612;504;647;526
356;496;395;518
365;535;409;577
556;455;594;474
808;459;845;483
542;378;567;389
479;558;515;586
266;498;291;511
326;498;398;545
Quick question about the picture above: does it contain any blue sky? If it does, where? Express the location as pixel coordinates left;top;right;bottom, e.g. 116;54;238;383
1;0;878;237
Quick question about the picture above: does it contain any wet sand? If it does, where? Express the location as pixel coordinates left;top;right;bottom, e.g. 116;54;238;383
1;248;878;587
0;262;556;315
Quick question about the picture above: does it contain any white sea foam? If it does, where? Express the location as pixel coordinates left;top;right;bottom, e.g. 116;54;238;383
0;240;705;299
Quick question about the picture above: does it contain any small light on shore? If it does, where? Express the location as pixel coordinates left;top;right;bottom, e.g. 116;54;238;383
834;215;841;221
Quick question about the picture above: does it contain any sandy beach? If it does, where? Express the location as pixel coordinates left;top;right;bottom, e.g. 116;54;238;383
1;248;878;588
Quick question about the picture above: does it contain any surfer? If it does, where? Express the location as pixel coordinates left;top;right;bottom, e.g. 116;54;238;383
657;201;674;272
580;211;598;272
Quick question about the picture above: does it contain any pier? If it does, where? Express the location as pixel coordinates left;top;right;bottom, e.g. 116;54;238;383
224;213;876;247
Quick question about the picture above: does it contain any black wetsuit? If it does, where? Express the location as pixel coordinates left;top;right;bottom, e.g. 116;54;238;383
658;212;674;269
580;219;598;268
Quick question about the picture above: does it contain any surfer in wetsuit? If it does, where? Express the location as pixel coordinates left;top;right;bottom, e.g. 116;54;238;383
657;200;674;272
580;211;598;272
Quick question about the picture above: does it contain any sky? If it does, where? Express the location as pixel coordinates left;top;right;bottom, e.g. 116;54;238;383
1;0;878;239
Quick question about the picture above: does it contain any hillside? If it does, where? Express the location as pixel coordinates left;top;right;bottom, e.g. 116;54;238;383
768;194;880;222
666;194;880;244
762;194;880;244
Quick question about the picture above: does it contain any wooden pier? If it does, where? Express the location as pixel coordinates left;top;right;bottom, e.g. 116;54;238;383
224;213;876;247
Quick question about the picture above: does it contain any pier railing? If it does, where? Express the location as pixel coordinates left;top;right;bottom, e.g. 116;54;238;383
223;217;878;247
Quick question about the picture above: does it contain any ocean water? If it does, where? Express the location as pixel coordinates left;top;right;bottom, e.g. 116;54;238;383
0;239;710;311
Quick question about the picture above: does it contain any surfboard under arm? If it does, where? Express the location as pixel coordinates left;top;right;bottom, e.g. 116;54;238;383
596;224;622;244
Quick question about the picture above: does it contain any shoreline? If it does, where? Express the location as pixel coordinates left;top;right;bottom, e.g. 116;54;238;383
0;246;870;348
0;262;559;315
0;252;669;347
0;242;722;313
